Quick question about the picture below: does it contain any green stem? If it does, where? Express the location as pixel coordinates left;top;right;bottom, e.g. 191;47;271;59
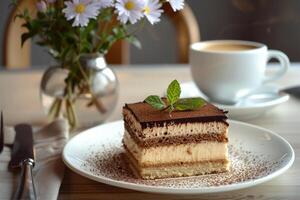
48;98;62;119
76;62;107;113
93;20;109;52
161;105;171;112
65;81;77;129
54;99;62;118
65;98;77;129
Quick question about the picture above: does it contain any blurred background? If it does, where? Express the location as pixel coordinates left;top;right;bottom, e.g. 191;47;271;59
1;0;300;68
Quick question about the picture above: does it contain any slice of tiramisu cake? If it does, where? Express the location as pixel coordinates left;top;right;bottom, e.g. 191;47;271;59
122;80;230;179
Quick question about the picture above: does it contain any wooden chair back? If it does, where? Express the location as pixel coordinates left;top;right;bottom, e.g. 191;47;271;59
3;1;200;68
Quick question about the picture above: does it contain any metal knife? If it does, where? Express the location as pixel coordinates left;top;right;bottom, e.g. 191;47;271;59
9;124;37;200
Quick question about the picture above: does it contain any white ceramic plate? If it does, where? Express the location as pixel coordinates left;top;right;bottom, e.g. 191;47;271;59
63;120;294;195
180;82;290;120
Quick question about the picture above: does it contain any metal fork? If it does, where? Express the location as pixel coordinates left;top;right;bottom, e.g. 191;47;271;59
0;111;3;154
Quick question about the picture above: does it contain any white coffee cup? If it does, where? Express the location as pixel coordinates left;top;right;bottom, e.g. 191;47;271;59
189;40;290;104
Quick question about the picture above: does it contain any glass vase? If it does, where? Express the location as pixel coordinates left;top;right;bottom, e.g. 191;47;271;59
40;53;118;129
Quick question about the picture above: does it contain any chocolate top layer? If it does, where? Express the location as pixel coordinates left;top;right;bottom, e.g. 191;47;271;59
124;101;228;128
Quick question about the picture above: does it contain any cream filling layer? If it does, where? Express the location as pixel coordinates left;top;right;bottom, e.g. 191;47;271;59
123;131;228;166
123;109;228;139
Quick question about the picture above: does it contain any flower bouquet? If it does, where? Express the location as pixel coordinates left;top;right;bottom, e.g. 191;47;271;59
13;0;185;128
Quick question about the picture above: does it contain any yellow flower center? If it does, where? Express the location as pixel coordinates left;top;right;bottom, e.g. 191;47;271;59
75;3;86;14
144;6;150;15
125;1;135;10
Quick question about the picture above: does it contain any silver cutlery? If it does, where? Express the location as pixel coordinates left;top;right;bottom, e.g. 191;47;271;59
9;124;37;200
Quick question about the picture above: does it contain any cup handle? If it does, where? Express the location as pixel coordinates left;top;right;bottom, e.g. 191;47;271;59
263;50;290;83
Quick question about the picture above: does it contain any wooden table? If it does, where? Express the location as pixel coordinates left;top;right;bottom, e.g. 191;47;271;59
0;65;300;199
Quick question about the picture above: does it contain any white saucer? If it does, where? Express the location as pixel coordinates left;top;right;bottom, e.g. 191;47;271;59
63;120;294;195
180;82;290;120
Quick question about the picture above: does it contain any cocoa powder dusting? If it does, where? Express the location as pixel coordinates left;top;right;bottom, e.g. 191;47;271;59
81;139;284;188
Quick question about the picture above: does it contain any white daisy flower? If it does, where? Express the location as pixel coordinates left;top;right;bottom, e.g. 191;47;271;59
144;0;163;25
36;1;47;13
93;0;113;9
63;0;100;27
115;0;145;24
167;0;184;11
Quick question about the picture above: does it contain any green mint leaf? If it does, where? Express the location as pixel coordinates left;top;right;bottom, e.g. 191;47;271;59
174;98;206;111
144;95;165;110
167;80;181;105
126;35;141;49
168;104;174;113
